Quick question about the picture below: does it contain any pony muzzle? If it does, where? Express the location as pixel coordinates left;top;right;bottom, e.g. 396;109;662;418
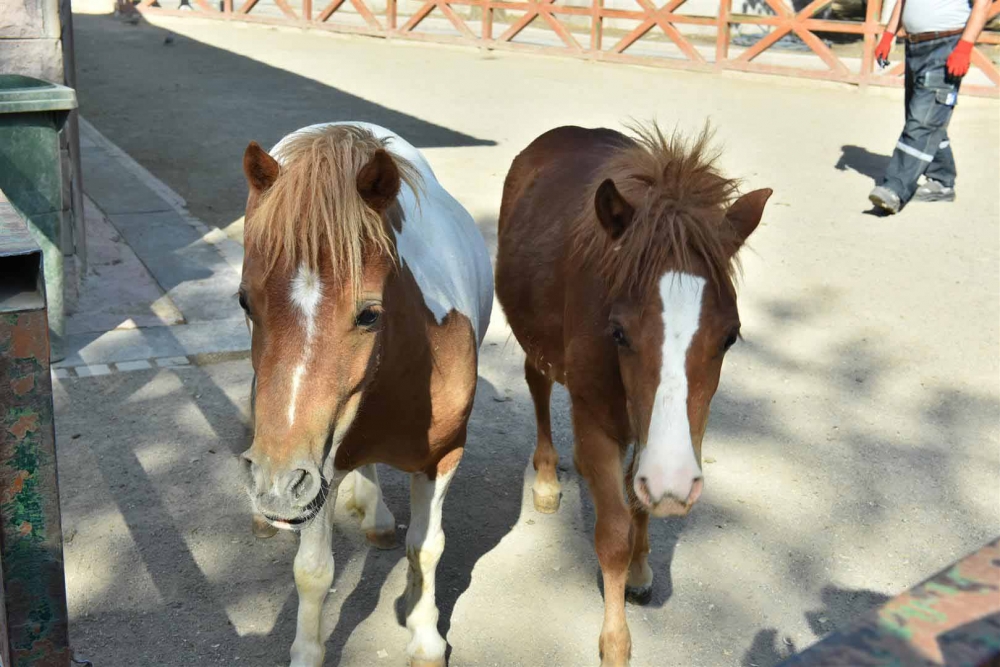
241;450;326;525
633;452;704;517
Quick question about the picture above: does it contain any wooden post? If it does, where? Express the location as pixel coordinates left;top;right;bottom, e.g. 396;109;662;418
482;0;492;43
860;0;881;88
590;0;603;56
715;0;730;69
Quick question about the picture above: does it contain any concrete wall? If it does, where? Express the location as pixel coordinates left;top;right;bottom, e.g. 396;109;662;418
0;0;65;81
1;0;85;316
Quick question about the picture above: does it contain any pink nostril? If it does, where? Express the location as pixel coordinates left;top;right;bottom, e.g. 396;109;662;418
686;477;704;506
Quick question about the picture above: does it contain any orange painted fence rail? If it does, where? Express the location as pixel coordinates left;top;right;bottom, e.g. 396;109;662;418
136;0;1000;97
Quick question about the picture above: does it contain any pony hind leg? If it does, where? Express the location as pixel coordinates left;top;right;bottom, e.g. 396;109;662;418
624;460;653;603
625;509;653;604
343;464;397;549
525;359;561;513
403;448;463;667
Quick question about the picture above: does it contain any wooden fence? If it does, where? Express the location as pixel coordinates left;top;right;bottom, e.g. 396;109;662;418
136;0;1000;97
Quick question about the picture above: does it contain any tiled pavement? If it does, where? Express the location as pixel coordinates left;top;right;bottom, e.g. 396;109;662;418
59;118;249;377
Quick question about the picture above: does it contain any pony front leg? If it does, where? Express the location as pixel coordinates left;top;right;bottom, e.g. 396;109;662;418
574;410;633;667
404;449;462;667
343;464;397;548
289;478;341;667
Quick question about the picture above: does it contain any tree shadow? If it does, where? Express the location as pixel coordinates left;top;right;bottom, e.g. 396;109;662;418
71;13;496;230
316;375;523;665
835;145;890;182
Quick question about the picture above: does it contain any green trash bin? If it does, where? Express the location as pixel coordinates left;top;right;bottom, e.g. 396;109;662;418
0;74;79;361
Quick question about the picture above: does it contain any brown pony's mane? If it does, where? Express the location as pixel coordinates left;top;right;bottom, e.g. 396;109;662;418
245;124;420;290
571;123;742;299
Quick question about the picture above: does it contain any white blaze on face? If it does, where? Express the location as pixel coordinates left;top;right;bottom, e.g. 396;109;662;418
635;271;705;505
286;263;323;426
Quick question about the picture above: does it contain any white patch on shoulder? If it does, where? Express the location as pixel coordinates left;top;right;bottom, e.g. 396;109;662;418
270;122;493;345
637;272;705;502
287;263;323;427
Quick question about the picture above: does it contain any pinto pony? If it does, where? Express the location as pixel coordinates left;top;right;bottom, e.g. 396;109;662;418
238;123;493;667
495;125;771;666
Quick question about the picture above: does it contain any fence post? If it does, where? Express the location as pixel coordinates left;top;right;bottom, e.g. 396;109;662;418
716;0;731;70
481;0;492;43
860;0;882;88
590;0;603;57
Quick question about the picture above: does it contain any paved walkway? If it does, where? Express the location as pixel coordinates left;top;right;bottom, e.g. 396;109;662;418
57;10;999;667
57;118;248;375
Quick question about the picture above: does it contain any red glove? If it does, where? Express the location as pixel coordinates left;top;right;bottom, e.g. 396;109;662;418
946;40;974;77
875;30;895;65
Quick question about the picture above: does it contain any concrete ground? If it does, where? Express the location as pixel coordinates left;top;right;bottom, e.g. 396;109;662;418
56;10;1000;667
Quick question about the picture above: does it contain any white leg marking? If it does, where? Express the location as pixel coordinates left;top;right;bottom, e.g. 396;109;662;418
286;263;323;427
290;471;344;667
636;272;705;503
404;467;458;665
344;464;396;536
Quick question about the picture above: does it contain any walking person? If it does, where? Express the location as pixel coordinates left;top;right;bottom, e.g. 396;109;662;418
868;0;992;214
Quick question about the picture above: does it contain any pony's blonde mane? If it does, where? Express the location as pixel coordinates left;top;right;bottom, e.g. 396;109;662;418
571;123;741;299
245;125;420;290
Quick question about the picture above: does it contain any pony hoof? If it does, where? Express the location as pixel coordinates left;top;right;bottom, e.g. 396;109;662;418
625;584;653;605
532;488;561;514
409;659;446;667
366;528;398;550
252;513;279;539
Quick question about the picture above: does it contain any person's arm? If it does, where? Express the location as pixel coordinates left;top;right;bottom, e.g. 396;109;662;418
875;0;905;66
886;0;905;34
948;0;991;77
961;0;992;43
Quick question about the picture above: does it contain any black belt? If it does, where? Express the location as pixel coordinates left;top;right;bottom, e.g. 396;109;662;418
906;29;964;44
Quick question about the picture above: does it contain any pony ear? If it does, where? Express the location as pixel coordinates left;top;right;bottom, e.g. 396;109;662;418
243;141;280;193
594;178;635;240
724;188;772;254
356;149;401;212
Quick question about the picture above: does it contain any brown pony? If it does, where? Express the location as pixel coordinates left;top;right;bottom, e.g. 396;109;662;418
239;122;493;667
495;124;771;666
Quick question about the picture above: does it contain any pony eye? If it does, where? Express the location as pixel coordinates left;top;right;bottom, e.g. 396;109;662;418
722;328;740;352
355;307;382;329
610;322;630;348
238;290;251;315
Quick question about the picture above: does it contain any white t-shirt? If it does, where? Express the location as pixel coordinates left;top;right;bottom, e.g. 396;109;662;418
902;0;971;35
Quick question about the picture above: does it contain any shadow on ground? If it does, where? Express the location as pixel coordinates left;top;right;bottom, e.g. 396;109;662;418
55;286;999;664
835;145;890;181
72;13;495;230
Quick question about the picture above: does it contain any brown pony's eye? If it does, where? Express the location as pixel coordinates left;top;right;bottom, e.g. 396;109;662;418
722;328;740;352
355;307;382;329
610;322;630;349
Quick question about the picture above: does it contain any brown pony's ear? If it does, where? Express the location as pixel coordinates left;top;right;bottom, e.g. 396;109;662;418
594;178;635;240
356;149;400;212
243;141;280;193
724;188;772;254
